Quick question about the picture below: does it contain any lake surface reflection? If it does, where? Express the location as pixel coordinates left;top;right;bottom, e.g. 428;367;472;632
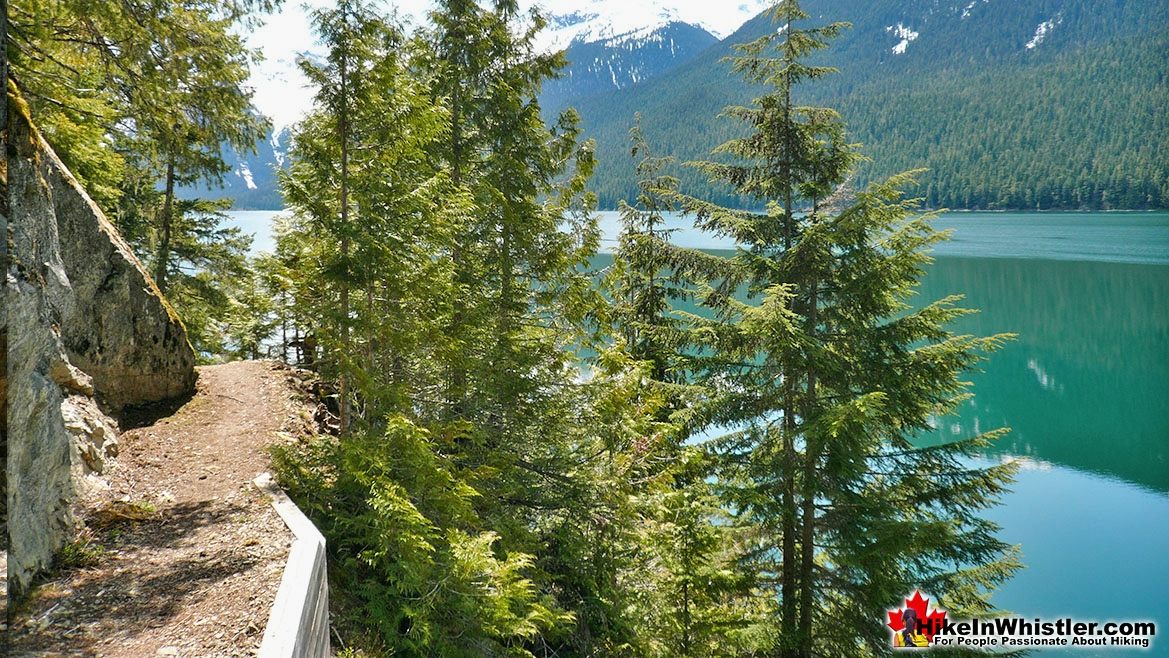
921;256;1169;494
920;254;1169;656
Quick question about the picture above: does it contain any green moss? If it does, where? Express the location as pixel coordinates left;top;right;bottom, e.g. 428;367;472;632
58;534;107;569
7;79;41;156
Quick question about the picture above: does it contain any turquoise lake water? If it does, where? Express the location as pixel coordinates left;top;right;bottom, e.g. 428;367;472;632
229;209;1169;654
225;209;286;254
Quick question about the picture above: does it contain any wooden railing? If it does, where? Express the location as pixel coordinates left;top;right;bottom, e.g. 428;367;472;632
254;473;331;658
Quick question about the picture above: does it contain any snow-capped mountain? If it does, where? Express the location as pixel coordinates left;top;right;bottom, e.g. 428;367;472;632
177;127;290;210
534;0;770;52
542;21;718;113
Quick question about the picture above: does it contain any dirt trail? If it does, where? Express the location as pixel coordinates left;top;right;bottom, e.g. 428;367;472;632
9;360;311;657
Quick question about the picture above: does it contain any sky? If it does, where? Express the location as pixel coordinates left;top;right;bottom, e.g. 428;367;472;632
244;0;770;132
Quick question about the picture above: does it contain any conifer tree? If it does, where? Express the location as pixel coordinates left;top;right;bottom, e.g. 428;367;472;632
665;2;1021;655
8;0;270;252
289;0;369;433
276;5;581;652
155;198;254;359
8;0;273;359
280;0;459;430
606;121;770;658
612;115;685;385
137;10;267;295
422;0;501;413
424;0;599;419
421;0;600;539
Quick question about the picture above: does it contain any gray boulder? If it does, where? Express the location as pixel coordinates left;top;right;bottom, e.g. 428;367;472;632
3;85;197;594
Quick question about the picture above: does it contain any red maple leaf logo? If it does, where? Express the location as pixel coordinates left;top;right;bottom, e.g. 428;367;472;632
887;591;948;641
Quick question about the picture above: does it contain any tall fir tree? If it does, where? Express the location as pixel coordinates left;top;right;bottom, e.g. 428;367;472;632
612;115;685;385
137;6;267;295
421;0;602;550
606;120;772;658
659;2;1022;655
280;0;432;431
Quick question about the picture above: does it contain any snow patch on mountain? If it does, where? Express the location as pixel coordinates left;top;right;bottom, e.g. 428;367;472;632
268;131;284;167
561;22;711;93
886;23;920;55
1026;15;1062;49
239;163;257;190
960;0;991;19
534;0;770;52
595;25;680;54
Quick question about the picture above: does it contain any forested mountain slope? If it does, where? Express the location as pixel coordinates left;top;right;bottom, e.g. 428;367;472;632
177;128;289;210
541;21;718;113
573;0;1169;210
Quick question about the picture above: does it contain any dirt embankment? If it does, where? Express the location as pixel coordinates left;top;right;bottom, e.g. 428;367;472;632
8;360;319;657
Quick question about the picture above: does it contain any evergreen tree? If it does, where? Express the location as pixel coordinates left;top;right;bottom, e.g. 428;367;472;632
604;121;771;658
280;0;462;430
649;449;771;657
423;0;600;426
156;198;254;359
612;115;685;385
664;2;1021;655
286;0;367;433
134;6;267;295
8;0;275;358
8;0;271;234
275;3;587;653
421;0;602;546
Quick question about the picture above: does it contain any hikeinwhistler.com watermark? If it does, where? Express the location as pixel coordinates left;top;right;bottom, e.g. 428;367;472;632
887;591;1158;651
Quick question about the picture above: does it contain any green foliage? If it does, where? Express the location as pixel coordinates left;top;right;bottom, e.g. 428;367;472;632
57;532;107;569
608;116;687;383
648;450;774;657
274;418;570;656
642;3;1023;655
9;0;269;212
223;267;278;361
151;199;259;361
270;1;608;652
8;0;274;355
277;0;460;418
205;1;1022;656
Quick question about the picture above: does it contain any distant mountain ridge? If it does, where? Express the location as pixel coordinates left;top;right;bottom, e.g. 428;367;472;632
533;0;769;51
573;0;1169;210
542;21;718;114
178;128;288;210
193;0;1169;211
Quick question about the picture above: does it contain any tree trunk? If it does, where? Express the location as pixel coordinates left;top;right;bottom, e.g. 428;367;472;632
338;42;351;435
367;276;375;374
281;290;289;363
781;22;799;657
781;397;798;658
153;160;176;292
798;258;819;657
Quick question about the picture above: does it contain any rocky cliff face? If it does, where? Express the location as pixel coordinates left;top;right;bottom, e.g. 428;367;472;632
3;84;197;595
